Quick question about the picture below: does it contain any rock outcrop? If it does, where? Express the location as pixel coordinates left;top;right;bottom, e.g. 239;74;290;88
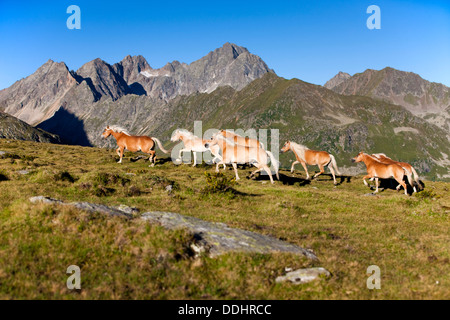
29;196;317;259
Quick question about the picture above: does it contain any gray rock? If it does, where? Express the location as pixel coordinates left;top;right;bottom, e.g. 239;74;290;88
29;196;64;205
141;211;317;259
114;204;139;215
275;267;331;284
17;170;31;175
0;151;6;156
29;197;132;219
29;196;317;259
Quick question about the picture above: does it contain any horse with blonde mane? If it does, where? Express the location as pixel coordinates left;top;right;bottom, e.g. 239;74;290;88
171;129;224;168
205;133;279;184
102;125;169;166
217;130;264;149
352;152;408;195
281;141;340;184
371;153;420;193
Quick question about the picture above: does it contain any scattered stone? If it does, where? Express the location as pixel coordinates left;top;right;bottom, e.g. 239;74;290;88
114;204;140;215
125;173;136;176
363;193;378;196
29;197;132;219
275;267;331;284
165;185;173;193
17;170;31;175
30;196;64;205
0;151;6;156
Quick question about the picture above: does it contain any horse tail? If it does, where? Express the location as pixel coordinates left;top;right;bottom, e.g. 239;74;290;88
329;154;341;176
266;150;280;180
152;137;170;154
410;166;421;190
404;168;415;189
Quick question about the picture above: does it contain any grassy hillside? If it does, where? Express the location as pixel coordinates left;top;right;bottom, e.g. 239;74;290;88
0;139;449;299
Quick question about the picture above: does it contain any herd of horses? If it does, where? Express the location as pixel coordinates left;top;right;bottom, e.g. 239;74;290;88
101;125;421;195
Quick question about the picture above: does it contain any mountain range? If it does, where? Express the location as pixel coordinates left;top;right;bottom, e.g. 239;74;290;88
0;43;449;179
325;68;450;135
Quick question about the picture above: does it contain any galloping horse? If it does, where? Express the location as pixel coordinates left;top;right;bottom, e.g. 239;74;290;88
281;141;341;184
371;153;420;193
102;125;169;166
171;129;224;167
217;130;264;149
352;152;408;195
205;133;279;184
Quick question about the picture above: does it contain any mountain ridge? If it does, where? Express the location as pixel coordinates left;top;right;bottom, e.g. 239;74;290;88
326;67;450;134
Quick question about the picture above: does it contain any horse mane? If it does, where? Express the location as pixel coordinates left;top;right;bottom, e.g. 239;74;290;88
108;125;130;135
290;141;309;162
173;129;196;139
363;153;380;162
217;134;235;146
372;153;390;159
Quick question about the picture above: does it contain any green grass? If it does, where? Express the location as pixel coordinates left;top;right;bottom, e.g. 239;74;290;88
0;139;449;299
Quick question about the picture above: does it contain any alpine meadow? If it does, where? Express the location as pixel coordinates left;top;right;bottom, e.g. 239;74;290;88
0;1;449;301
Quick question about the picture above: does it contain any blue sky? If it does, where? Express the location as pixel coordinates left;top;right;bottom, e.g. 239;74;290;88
1;0;449;89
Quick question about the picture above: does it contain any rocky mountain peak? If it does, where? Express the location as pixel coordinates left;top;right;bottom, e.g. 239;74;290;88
324;71;351;89
77;58;130;101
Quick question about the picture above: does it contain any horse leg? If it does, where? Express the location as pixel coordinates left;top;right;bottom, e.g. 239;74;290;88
249;165;263;179
313;165;325;179
118;147;125;164
192;152;198;167
328;165;337;185
262;164;274;184
178;148;190;164
300;161;309;179
394;174;408;195
116;147;121;157
232;163;240;180
149;150;156;167
374;177;379;193
362;175;372;188
216;161;224;173
290;161;299;173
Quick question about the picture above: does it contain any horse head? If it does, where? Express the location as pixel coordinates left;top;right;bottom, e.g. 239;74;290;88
351;151;365;163
102;126;112;139
280;141;291;153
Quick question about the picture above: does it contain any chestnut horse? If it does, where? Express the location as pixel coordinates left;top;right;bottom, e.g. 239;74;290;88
281;141;341;184
102;126;169;166
170;129;224;168
205;133;279;184
218;130;264;149
371;153;420;193
352;152;408;195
